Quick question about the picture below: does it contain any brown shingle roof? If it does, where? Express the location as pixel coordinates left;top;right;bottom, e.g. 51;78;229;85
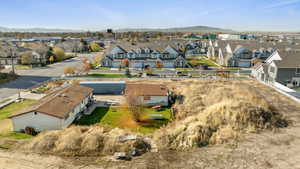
9;84;93;119
125;84;168;96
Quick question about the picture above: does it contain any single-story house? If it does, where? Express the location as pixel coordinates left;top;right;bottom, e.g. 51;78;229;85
125;84;169;106
80;81;126;95
9;84;93;132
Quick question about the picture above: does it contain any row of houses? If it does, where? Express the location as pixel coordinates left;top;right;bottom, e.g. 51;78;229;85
101;41;189;68
0;42;48;66
9;82;170;132
207;39;300;68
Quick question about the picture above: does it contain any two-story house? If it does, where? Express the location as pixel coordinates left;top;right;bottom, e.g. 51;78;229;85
101;42;187;68
252;50;300;86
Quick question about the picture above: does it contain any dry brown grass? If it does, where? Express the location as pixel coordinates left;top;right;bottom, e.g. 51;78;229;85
153;80;287;150
18;126;151;156
18;80;289;157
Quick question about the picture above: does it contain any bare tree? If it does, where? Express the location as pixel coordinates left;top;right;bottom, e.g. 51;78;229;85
64;66;76;75
125;91;144;122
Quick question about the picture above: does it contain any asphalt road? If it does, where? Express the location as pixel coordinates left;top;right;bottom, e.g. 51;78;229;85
0;53;96;100
0;51;251;101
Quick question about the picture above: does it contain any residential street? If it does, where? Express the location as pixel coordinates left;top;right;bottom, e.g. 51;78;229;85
0;50;251;101
0;53;95;100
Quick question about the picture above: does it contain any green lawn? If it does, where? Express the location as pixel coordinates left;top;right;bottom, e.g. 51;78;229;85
188;59;219;67
81;73;126;78
96;67;111;70
0;99;36;121
224;67;241;70
75;107;172;134
15;65;32;69
294;88;300;92
0;132;33;140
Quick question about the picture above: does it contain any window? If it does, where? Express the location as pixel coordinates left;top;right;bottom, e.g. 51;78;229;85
296;67;300;74
270;66;275;73
144;96;151;100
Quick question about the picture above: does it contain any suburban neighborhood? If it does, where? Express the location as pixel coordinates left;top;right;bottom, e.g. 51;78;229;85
1;1;300;169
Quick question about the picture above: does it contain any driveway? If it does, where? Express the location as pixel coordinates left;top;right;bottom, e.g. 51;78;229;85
0;53;98;100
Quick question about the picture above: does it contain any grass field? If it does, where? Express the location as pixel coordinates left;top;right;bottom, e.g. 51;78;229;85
76;106;171;134
224;67;241;70
0;132;33;140
188;59;219;67
80;73;126;78
0;99;36;121
15;65;32;69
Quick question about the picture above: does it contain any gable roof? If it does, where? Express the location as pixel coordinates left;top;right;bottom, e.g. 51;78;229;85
125;84;168;96
9;84;93;119
273;51;300;68
107;40;185;54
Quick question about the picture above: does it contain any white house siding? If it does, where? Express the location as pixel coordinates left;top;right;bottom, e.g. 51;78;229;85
110;47;126;55
11;112;62;132
162;61;175;68
61;104;80;129
12;94;92;132
268;62;277;82
139;96;169;106
252;66;266;82
238;61;251;68
265;51;282;64
112;61;121;68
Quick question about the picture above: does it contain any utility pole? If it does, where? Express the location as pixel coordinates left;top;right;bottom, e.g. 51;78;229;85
10;48;15;74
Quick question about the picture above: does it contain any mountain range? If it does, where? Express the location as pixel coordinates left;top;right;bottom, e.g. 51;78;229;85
0;26;81;33
115;26;234;33
0;25;234;33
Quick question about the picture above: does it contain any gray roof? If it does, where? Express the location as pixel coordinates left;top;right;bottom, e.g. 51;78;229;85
274;51;300;68
107;40;185;53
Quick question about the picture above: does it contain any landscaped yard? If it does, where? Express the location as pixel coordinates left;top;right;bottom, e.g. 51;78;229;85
188;58;219;67
294;88;300;92
223;67;241;70
0;132;33;140
0;99;36;138
15;65;32;69
80;73;127;78
75;106;172;134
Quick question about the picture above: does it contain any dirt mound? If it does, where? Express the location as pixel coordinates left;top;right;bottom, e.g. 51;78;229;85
18;126;151;156
154;80;287;150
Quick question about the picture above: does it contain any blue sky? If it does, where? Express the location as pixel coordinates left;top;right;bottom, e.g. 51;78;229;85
0;0;300;31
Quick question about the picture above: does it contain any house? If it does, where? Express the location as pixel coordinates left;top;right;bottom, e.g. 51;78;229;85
80;81;126;95
9;84;94;132
185;41;208;57
229;47;253;67
102;41;188;68
210;40;280;67
125;84;169;106
252;50;300;86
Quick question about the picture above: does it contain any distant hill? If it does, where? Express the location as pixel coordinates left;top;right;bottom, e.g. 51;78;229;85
0;26;82;33
0;25;234;33
115;26;234;33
